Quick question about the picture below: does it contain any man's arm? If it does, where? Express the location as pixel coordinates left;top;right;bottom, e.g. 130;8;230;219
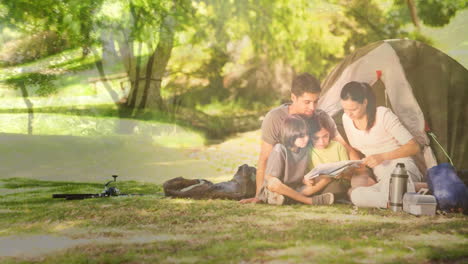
239;140;273;204
255;140;274;196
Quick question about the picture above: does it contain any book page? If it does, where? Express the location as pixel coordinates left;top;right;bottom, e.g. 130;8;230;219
304;160;362;180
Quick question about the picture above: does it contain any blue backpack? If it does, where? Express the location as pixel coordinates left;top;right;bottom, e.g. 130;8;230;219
427;163;468;214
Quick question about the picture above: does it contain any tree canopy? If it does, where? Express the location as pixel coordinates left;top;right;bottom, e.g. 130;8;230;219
1;0;466;111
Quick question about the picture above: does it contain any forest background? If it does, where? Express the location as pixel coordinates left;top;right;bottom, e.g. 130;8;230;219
1;0;467;134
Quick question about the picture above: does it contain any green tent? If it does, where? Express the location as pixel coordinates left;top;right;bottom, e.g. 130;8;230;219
319;39;468;175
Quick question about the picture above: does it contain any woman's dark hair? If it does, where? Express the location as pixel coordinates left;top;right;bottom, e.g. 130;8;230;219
281;114;308;148
308;114;335;139
340;81;376;130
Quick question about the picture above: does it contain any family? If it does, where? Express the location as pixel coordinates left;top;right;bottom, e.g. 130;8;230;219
240;73;425;208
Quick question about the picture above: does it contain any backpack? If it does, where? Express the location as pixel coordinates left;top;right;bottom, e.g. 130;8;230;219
427;163;468;214
163;164;256;200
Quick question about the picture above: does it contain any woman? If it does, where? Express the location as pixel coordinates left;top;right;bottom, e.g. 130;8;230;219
340;81;423;208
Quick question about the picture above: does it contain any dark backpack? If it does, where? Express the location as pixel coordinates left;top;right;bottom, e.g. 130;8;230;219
427;163;468;214
163;164;256;200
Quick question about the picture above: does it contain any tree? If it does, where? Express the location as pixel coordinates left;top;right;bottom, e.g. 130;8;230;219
92;0;195;113
394;0;468;28
1;0;196;112
10;0;462;117
332;0;405;53
329;0;467;54
0;0;103;57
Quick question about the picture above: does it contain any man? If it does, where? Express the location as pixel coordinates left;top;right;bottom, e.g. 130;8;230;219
240;73;360;204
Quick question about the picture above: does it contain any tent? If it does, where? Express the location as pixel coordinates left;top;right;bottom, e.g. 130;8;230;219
318;39;468;176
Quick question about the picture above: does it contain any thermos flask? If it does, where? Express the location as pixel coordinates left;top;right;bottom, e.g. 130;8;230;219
389;163;408;212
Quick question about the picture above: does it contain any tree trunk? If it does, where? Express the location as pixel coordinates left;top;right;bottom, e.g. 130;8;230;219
19;83;34;135
117;2;177;113
101;31;119;66
139;12;176;111
406;0;421;30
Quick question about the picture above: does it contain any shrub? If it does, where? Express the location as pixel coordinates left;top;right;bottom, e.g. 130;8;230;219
5;73;57;96
0;31;69;66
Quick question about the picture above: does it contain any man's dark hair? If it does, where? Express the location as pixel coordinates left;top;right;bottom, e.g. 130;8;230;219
291;73;321;97
281;114;308;149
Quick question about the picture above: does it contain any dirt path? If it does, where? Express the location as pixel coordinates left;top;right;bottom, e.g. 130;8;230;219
0;233;188;258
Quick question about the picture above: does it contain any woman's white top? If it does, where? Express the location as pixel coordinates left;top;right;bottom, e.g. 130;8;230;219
342;106;414;157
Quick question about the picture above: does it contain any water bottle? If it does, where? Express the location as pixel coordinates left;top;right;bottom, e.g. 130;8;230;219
389;163;408;212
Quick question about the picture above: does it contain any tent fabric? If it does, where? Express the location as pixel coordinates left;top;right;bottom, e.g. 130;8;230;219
386;40;468;172
319;39;468;172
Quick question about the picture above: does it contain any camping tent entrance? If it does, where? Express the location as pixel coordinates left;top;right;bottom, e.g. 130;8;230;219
318;39;468;181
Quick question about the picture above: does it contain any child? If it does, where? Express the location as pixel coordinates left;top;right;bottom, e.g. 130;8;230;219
258;114;334;205
301;116;354;199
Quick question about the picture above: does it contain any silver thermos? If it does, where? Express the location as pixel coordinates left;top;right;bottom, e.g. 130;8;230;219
389;163;408;212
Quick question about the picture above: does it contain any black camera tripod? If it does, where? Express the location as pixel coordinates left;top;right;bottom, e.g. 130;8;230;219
52;175;146;200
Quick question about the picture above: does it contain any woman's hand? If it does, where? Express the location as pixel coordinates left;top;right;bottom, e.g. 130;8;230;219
362;154;385;168
303;177;315;186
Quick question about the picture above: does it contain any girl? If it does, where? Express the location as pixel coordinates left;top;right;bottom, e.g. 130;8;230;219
258;114;334;205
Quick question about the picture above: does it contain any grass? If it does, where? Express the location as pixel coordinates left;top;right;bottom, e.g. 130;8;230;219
0;178;467;263
0;102;265;141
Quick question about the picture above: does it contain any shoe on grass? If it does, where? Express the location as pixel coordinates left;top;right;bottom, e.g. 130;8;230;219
311;192;334;205
267;189;285;205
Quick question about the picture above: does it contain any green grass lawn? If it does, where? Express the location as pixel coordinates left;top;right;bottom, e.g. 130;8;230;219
0;178;467;263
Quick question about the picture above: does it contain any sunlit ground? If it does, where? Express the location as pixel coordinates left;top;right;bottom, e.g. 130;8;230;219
0;113;259;184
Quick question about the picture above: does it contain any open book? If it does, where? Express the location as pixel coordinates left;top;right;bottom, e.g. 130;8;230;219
304;160;363;180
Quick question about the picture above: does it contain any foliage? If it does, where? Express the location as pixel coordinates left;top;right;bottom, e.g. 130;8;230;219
416;0;468;27
0;177;467;263
392;0;468;27
0;31;69;66
160;0;350;107
0;0;103;54
4;72;57;96
332;0;406;53
0;26;21;45
1;0;467;114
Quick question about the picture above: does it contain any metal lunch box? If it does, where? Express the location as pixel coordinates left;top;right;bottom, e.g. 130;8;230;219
403;190;437;216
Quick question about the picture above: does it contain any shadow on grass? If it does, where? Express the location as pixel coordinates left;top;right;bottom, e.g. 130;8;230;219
0;177;102;189
0;178;162;194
